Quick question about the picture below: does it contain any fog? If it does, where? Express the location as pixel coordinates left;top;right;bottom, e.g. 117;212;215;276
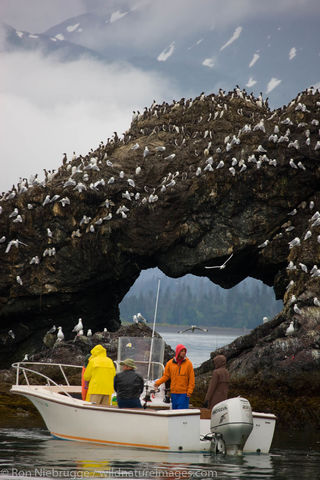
0;50;180;192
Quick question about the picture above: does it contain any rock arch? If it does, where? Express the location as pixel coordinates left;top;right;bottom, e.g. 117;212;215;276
0;87;320;377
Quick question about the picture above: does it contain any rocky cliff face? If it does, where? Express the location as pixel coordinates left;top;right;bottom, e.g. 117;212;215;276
0;87;320;384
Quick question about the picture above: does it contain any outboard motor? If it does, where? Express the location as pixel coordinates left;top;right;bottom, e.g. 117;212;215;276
210;397;253;455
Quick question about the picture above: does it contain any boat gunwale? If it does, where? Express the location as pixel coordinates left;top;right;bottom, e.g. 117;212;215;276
10;385;201;417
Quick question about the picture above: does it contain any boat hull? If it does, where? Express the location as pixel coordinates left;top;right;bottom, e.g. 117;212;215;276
11;386;203;452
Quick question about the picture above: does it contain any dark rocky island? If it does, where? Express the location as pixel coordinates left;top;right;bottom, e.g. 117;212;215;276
0;87;320;426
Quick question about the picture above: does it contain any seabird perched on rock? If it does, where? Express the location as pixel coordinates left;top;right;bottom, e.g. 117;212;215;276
22;354;29;361
87;329;92;336
16;275;23;285
258;240;269;248
135;166;141;175
136;312;147;323
8;329;15;340
293;304;302;315
57;326;64;342
288;237;300;249
285;321;295;336
72;318;83;333
205;253;233;270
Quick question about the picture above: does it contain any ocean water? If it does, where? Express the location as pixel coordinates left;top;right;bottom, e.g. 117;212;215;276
156;327;242;367
1;329;319;479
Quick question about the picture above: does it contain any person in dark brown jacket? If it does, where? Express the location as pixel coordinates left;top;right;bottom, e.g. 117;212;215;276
203;354;229;409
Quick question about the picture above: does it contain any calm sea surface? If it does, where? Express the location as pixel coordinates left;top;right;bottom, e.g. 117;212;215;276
1;329;319;480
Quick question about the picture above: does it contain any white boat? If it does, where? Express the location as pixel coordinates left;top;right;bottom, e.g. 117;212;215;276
10;336;276;455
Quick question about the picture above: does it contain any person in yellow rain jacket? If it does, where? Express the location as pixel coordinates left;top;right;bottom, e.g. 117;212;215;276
83;344;116;405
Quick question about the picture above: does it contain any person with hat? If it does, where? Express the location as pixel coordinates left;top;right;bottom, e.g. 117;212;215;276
114;358;144;408
154;344;195;410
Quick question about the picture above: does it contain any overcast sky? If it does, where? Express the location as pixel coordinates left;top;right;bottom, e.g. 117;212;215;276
0;0;319;193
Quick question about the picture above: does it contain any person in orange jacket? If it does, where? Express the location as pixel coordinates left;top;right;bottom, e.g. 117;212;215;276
154;344;195;409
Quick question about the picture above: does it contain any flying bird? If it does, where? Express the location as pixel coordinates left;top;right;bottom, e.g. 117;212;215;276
178;326;208;333
205;253;234;270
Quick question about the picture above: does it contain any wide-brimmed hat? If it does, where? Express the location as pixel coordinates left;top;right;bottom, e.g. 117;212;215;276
120;358;136;369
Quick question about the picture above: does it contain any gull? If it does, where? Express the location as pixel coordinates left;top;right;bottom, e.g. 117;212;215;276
262;317;269;324
299;263;308;273
257;145;267;153
311;211;320;222
313;297;320;307
87;329;92;336
285;321;295;336
304;231;312;240
131;143;140;150
297;161;305;171
42;195;51;206
289;159;298;169
108;177;115;184
229;167;236;176
288;237;300;249
137;312;147;323
205;253;233;270
164;154;176;161
16;275;23;285
103;213;112;221
135;166;141;175
5;239;28;253
89;225;95;233
122;191;132;201
119;171;125;179
310;265;319;275
106;160;113;167
143;146;150;158
288;140;299;150
204;164;214;172
288;209;297;216
64;178;76;188
216;160;224;169
155;146;166;152
72;318;83;333
258;240;269;248
289;295;296;305
12;215;22;223
311;217;320;228
286;280;295;290
239;164;247;173
57;326;64;342
8;330;15;340
95;218;103;225
133;314;138;324
315;141;320;151
73;182;87;192
47;228;53;238
196;167;201;176
22;354;29;361
60;197;70;207
311;267;320;277
178;326;208;333
293;304;302;315
0;236;5;243
30;256;40;265
128;179;135;188
50;195;60;203
9;208;19;218
287;261;296;270
47;325;56;334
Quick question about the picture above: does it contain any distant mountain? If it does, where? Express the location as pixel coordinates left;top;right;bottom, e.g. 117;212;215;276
2;5;319;107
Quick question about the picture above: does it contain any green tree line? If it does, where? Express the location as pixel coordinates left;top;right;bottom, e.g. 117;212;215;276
120;275;283;329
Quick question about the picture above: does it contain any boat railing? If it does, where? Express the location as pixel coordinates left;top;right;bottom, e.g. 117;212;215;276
11;360;164;397
11;362;83;399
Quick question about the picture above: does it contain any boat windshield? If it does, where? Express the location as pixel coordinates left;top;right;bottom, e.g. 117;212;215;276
117;337;165;380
